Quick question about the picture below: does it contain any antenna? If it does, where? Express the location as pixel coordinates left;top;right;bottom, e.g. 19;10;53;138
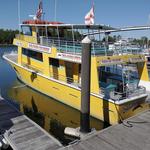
18;0;21;32
148;14;150;25
54;0;57;21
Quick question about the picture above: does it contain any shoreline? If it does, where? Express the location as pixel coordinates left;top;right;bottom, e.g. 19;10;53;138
0;44;14;47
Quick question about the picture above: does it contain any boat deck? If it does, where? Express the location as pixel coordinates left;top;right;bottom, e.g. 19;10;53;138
61;109;150;150
4;54;18;63
0;97;62;150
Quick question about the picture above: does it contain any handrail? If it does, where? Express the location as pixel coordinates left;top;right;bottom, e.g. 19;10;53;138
15;34;144;56
49;70;81;86
100;85;146;101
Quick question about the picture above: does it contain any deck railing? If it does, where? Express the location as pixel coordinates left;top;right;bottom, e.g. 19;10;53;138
49;70;81;87
113;45;143;55
100;85;146;101
39;36;113;56
15;34;144;56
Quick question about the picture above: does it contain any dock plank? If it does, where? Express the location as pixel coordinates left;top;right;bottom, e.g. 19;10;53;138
0;98;62;150
61;110;150;150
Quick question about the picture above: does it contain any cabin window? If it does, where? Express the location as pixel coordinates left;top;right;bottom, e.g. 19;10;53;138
38;27;46;37
49;58;59;67
21;26;32;36
22;48;43;61
47;28;58;37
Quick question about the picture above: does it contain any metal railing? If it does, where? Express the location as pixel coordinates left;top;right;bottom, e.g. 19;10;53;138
23;64;81;88
49;70;81;87
16;34;110;56
39;36;113;56
15;34;144;56
100;85;146;101
113;45;143;55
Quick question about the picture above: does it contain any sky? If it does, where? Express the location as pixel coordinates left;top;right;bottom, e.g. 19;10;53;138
1;0;150;38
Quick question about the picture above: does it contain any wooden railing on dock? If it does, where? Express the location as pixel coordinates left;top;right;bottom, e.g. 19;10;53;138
0;97;62;150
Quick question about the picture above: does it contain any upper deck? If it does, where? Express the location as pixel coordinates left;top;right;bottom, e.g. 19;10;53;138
13;20;146;65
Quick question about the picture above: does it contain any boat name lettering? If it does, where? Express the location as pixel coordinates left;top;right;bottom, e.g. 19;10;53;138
101;58;122;64
57;53;81;62
28;43;51;53
129;57;144;62
15;41;23;47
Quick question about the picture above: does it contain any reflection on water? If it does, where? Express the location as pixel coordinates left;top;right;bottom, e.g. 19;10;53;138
7;81;104;144
0;46;17;92
0;46;105;145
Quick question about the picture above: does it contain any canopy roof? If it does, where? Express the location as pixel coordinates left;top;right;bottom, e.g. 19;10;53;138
21;20;116;30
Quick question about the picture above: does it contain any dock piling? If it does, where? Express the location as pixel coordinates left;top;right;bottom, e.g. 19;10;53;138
80;36;91;133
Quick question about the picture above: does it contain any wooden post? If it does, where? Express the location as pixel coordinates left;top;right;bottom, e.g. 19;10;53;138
80;36;91;133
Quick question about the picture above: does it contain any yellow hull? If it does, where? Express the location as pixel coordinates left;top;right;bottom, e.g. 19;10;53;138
9;61;150;125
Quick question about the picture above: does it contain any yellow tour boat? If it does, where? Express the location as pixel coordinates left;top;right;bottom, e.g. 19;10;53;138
3;20;150;125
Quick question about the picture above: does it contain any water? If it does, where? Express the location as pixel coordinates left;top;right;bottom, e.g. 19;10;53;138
0;46;106;145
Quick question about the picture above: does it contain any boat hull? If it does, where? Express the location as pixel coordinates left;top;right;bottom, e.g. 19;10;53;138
6;57;150;125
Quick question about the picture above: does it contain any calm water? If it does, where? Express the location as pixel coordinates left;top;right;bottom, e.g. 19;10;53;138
0;46;106;145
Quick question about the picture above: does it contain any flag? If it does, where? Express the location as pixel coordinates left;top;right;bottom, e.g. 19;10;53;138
36;0;43;20
85;4;95;25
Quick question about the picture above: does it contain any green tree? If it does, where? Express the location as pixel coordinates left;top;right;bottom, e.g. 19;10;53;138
0;29;19;44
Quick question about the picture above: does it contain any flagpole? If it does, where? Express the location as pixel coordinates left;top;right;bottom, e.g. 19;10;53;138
18;0;21;32
54;0;57;21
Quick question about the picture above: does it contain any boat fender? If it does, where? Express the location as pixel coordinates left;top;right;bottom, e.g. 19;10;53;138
64;127;80;138
0;135;9;149
1;137;9;149
64;127;96;139
0;141;2;148
0;135;2;148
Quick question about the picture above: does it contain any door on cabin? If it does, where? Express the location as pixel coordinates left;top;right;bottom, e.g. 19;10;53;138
65;62;73;83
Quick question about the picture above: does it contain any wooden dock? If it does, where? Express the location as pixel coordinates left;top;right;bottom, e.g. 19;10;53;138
0;97;62;150
61;109;150;150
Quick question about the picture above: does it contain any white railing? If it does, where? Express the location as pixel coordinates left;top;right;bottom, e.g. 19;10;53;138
40;36;118;56
113;45;143;55
49;71;81;87
39;36;112;56
100;85;146;101
15;34;144;56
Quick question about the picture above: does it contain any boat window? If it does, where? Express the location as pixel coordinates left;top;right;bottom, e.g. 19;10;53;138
21;26;32;36
49;58;59;67
38;27;46;37
22;48;43;61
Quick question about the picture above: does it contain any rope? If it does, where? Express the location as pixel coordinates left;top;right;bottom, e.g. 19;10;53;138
113;100;149;128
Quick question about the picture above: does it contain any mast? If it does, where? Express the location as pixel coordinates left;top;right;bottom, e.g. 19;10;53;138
54;0;57;21
18;0;21;32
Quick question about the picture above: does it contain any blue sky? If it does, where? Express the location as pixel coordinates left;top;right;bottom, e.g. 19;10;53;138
1;0;150;38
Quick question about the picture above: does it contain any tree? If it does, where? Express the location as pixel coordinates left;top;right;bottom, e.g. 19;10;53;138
0;29;19;44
